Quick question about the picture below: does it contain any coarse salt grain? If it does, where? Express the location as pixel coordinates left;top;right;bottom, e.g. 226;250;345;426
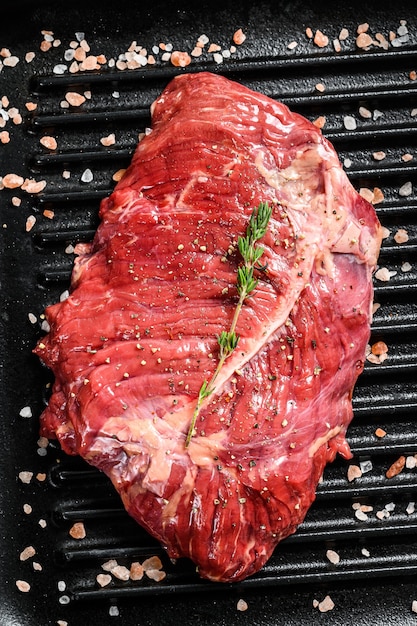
23;504;32;514
20;546;36;561
102;559;119;572
412;600;417;614
109;606;120;617
129;562;144;580
100;133;116;146
69;522;86;539
359;106;372;118
146;569;166;582
343;115;357;130
333;39;341;52
313;30;329;48
237;599;249;611
318;595;335;612
19;406;32;418
394;228;409;243
375;428;387;438
233;29;246;45
40;136;57;150
313;116;326;129
401;153;413;161
356;33;373;49
374;267;396;282
2;173;24;188
142;556;163;571
326;549;340;564
386;456;406;478
11;196;21;206
287;41;298;50
113;168;126;182
361;548;370;557
65;91;86;106
406;502;415;515
355;509;368;521
53;64;67;74
81;168;93;183
4;56;19;67
360;460;373;474
401;262;412;272
399;181;412;196
16;580;31;593
373;151;386;161
19;471;33;484
22;179;47;194
406;456;416;469
112;565;130;581
347;464;362;482
26;215;36;232
97;573;112;587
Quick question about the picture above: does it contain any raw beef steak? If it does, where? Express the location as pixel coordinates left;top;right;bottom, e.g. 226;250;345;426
35;72;382;583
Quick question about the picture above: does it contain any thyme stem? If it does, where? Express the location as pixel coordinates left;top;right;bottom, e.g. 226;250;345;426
185;201;272;448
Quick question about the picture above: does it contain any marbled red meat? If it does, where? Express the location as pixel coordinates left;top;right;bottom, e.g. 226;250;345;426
35;72;382;582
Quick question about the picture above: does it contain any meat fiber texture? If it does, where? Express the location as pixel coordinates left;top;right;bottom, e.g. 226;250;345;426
35;72;382;583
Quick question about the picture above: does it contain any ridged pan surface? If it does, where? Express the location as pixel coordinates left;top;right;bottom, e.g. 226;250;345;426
0;1;416;624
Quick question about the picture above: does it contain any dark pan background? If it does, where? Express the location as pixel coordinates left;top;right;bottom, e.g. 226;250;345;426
1;1;417;624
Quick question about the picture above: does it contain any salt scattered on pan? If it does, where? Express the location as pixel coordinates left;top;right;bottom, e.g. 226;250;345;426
59;595;70;605
19;406;32;418
355;509;368;521
406;456;416;469
64;49;75;61
28;312;37;324
109;606;120;617
360;460;373;474
399;181;412;196
80;168;93;183
343;158;352;168
326;549;340;564
373;109;383;120
343;115;357;130
401;262;412;272
361;548;370;557
41;319;50;332
374;267;397;282
237;598;249;611
53;64;67;75
385;502;395;512
406;502;415;515
412;600;417;614
60;290;69;302
58;580;66;592
112;91;120;98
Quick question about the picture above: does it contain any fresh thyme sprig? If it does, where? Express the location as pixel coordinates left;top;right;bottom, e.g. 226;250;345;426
185;201;272;448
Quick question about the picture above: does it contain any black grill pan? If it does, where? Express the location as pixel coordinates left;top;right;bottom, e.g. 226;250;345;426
1;1;417;624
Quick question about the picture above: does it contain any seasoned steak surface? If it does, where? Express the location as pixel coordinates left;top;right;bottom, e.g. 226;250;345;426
35;72;382;582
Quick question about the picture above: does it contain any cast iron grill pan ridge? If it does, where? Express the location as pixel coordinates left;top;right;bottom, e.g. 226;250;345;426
26;41;417;608
1;6;414;623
